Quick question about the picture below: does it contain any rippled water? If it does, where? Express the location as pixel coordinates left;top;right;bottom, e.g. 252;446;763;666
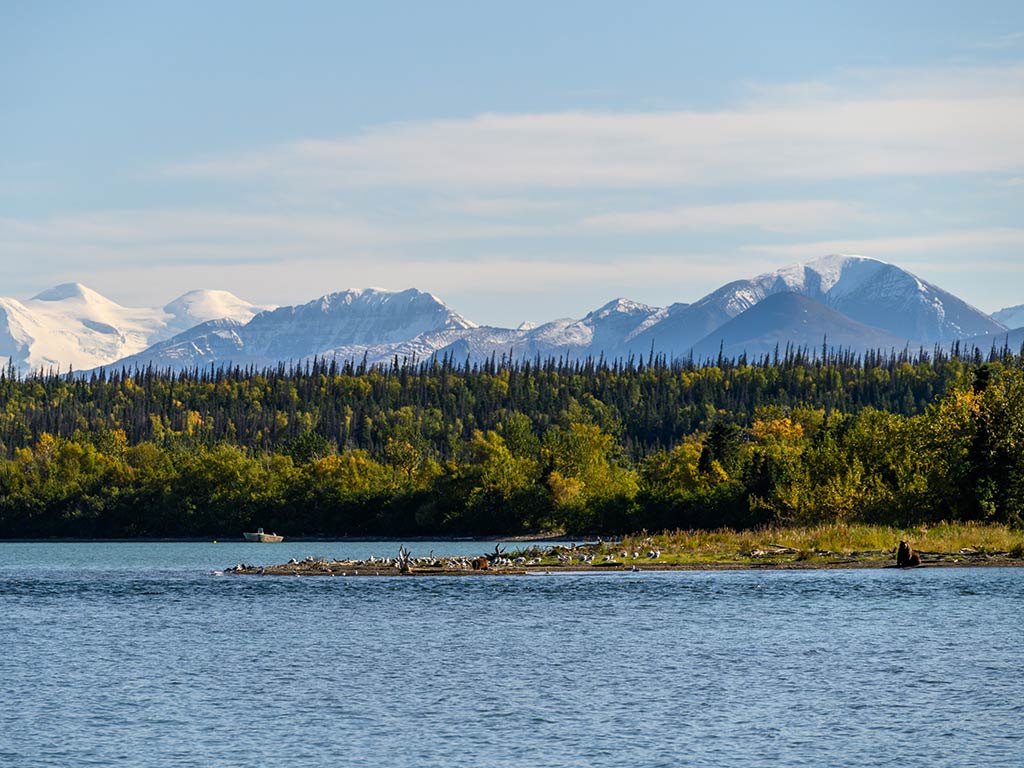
2;543;1022;767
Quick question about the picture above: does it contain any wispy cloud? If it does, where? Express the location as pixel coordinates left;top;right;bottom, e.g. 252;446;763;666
0;208;557;267
0;210;377;246
170;66;1024;191
971;31;1024;51
745;227;1024;259
432;196;577;217
584;200;868;234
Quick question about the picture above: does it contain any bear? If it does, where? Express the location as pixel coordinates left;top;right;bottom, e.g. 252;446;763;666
896;540;922;568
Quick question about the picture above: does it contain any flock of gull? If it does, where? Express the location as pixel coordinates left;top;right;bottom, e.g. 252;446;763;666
214;544;666;576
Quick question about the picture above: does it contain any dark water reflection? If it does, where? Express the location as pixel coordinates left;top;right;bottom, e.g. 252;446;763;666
1;544;1022;767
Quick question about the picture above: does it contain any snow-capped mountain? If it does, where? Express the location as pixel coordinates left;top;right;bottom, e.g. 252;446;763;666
992;304;1024;330
786;255;1003;341
163;289;269;335
109;288;477;370
109;291;666;371
623;255;1005;357
0;283;268;372
250;288;475;357
460;298;662;362
315;297;665;368
103;318;250;370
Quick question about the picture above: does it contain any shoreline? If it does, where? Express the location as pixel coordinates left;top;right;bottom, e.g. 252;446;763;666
223;551;1024;577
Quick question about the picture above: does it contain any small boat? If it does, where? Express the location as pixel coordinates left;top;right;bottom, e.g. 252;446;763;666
243;527;284;543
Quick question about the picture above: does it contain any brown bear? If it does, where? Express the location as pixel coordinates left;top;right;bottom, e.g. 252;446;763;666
896;540;922;568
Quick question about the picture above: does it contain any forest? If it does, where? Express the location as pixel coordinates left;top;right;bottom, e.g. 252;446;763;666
0;344;1022;538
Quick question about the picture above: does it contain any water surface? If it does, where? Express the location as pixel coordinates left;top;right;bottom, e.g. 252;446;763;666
2;543;1021;767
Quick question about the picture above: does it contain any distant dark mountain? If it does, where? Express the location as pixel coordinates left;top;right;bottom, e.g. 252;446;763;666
958;327;1024;355
992;304;1024;330
688;292;912;360
617;295;741;360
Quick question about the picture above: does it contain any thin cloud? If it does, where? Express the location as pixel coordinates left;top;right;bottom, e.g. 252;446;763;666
584;200;867;234
170;66;1024;191
745;227;1024;259
0;208;558;267
970;31;1024;51
432;196;577;217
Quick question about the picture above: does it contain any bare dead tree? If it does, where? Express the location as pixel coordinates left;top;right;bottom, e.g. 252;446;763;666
396;545;413;574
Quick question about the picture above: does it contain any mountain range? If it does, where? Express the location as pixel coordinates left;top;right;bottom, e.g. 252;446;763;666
2;255;1020;374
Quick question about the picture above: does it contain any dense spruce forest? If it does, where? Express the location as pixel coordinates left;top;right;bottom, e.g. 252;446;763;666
1;344;1022;538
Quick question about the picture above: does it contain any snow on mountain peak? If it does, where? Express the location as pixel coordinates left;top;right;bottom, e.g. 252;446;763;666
1;283;271;372
307;287;476;330
588;297;654;320
758;254;889;296
750;254;1001;341
323;287;389;306
31;282;118;306
163;289;270;331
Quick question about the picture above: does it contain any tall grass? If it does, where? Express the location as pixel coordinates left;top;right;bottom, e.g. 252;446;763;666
615;522;1024;558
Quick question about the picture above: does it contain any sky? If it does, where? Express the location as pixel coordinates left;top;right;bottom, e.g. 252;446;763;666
2;0;1024;327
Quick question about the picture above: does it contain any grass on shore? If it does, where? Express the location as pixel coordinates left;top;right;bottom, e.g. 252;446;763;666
577;522;1024;565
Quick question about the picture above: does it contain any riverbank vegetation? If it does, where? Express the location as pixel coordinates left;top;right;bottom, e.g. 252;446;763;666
0;346;1022;538
611;522;1024;565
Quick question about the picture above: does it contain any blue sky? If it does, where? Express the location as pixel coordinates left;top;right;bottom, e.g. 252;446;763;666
3;0;1024;326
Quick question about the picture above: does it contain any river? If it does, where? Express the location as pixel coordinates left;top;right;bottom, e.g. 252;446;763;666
1;542;1021;767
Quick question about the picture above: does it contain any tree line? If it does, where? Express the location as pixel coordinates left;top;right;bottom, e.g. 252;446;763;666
0;346;1021;538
